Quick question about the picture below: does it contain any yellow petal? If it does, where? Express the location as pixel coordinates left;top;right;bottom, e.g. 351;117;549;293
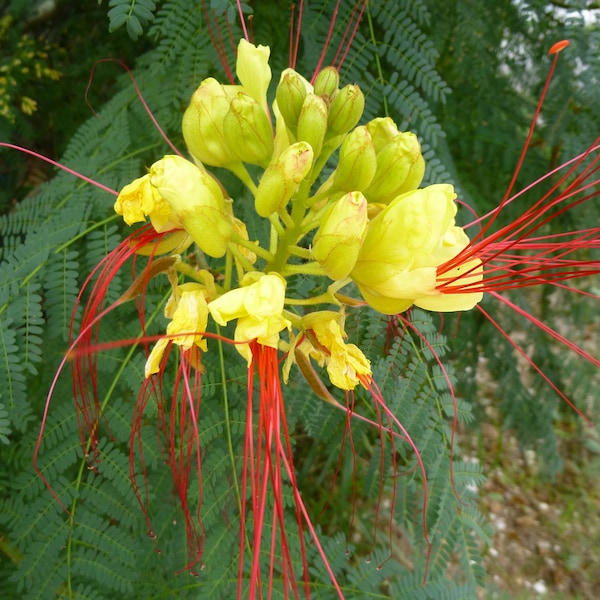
145;338;170;377
236;39;272;111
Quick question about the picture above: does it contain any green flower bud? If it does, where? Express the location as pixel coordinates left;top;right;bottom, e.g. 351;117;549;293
364;132;425;204
223;91;274;166
182;78;241;168
149;155;233;258
327;84;364;135
333;125;377;192
313;66;339;100
296;93;328;159
255;142;314;217
312;191;368;280
365;117;399;153
275;69;310;135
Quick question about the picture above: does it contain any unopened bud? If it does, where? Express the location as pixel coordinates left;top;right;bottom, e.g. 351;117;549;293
149;155;233;258
327;84;364;135
255;142;314;217
313;66;339;100
364;132;425;204
182;78;240;168
296;93;328;158
334;126;377;192
365;117;399;152
312;191;368;280
275;69;310;135
223;92;273;166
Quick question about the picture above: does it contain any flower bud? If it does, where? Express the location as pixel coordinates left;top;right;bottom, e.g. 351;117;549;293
333;125;377;192
364;131;425;204
182;78;241;168
327;84;364;135
313;66;339;100
312;191;368;280
365;117;399;152
236;39;271;112
254;142;314;217
223;91;274;166
275;69;310;135
149;155;233;258
296;93;328;158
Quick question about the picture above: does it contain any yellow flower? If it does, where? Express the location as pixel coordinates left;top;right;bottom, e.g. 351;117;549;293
208;273;291;364
149;155;233;258
297;311;371;390
145;283;209;377
351;184;483;313
114;173;182;233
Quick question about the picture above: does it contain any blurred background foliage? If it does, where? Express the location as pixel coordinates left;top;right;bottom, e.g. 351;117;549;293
0;0;599;598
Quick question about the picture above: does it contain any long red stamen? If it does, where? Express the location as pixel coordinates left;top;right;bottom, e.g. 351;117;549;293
240;342;344;599
200;0;236;83
431;42;598;424
330;0;368;72
85;59;183;156
311;0;367;78
34;225;169;509
361;377;432;580
0;142;118;196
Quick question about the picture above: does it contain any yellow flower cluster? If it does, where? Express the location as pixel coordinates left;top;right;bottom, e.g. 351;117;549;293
0;15;62;123
114;39;483;391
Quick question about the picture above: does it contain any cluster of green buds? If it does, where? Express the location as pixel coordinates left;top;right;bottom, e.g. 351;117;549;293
114;39;483;391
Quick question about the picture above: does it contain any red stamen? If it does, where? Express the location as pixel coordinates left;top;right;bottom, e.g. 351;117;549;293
240;342;346;599
85;59;183;156
200;0;236;84
331;0;368;72
0;142;118;197
311;1;367;78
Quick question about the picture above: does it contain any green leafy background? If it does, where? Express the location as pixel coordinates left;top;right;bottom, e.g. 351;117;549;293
1;0;599;598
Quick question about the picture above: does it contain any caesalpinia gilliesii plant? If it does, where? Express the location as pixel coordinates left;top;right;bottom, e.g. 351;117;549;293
18;26;599;599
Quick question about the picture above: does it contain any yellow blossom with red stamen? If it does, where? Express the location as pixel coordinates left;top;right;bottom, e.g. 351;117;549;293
352;184;483;313
145;282;210;377
208;273;291;364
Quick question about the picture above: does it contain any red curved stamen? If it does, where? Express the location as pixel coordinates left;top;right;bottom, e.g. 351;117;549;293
0;142;118;196
85;58;183;156
311;0;367;79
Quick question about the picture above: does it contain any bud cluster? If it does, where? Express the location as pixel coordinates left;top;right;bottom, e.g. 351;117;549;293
113;39;483;391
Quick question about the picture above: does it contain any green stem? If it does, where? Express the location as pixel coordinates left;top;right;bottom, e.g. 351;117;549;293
366;1;389;117
288;245;313;260
227;162;258;195
228;242;258;274
230;232;274;263
281;261;327;276
285;292;340;306
216;325;251;557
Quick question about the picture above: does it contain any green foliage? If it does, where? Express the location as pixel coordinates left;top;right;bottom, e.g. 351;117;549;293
1;0;599;598
106;0;157;40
